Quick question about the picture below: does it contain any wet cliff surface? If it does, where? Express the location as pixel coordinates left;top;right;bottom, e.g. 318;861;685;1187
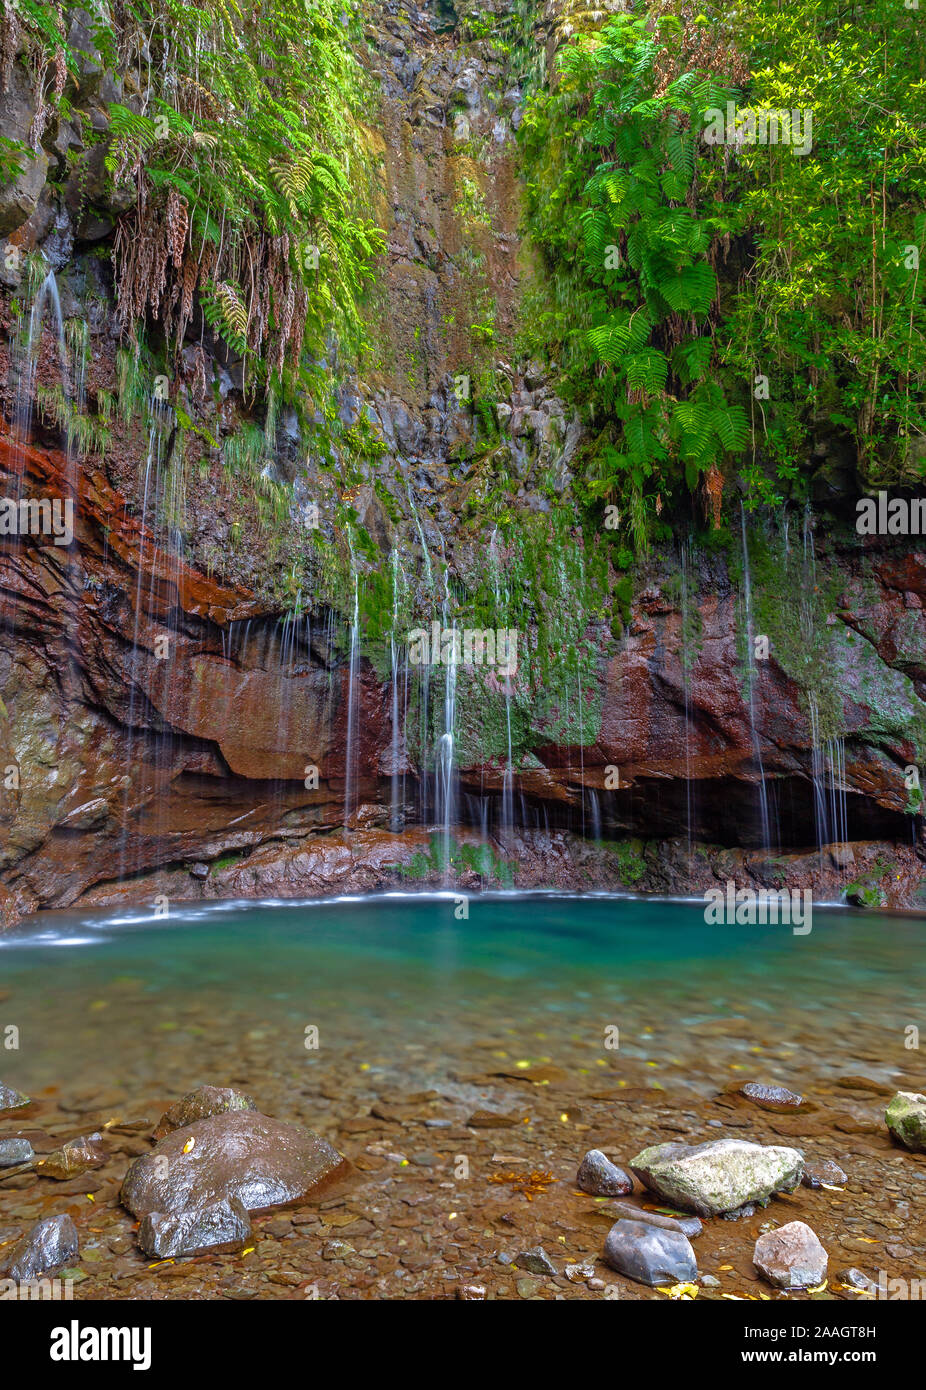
1;0;925;923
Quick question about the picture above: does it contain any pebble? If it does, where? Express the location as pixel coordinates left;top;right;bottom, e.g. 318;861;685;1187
456;1284;486;1300
0;1138;34;1167
802;1157;848;1189
739;1082;803;1112
513;1246;556;1276
753;1221;828;1289
576;1149;633;1197
603;1219;698;1287
37;1132;108;1180
836;1267;877;1294
0;1082;30;1113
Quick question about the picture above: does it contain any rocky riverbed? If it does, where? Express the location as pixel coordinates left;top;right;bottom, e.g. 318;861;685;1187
2;1025;924;1298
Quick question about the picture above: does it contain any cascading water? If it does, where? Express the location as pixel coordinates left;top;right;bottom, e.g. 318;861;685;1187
389;548;405;832
679;536;695;865
343;535;360;829
490;528;515;847
800;509;849;861
11;268;69;474
739;505;773;850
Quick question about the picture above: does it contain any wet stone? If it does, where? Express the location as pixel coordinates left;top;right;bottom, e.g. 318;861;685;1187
739;1082;803;1112
802;1157;848;1189
138;1197;252;1258
121;1111;349;1234
0;1138;34;1166
564;1261;595;1283
37;1133;108;1179
0;1082;30;1113
885;1092;926;1152
630;1138;804;1217
513;1245;556;1276
603;1219;698;1288
753;1221;828;1289
606;1200;702;1239
466;1110;522;1128
0;1214;79;1281
153;1084;257;1140
456;1283;486;1299
837;1266;877;1293
576;1149;633;1197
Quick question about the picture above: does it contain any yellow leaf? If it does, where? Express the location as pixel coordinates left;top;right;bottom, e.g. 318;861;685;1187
182;1138;195;1154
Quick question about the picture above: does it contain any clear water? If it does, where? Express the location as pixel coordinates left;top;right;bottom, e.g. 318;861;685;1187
1;894;921;1103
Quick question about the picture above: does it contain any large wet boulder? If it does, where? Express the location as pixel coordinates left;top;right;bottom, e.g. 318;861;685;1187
153;1084;257;1140
885;1092;926;1152
754;1221;828;1289
0;1214;79;1282
121;1111;350;1255
603;1219;698;1287
629;1139;804;1217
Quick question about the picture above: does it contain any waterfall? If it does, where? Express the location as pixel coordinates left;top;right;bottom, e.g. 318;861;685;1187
11;269;69;471
679;536;694;865
389;549;404;832
434;548;458;876
490;529;515;846
798;507;848;860
739;505;772;850
343;537;360;829
586;788;602;841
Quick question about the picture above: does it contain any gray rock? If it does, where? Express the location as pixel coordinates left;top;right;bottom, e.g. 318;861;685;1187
753;1221;828;1289
564;1261;595;1283
513;1245;556;1276
629;1138;803;1217
0;66;46;235
0;1138;33;1167
885;1091;926;1152
152;1084;257;1140
0;1214;79;1281
121;1111;349;1232
606;1199;702;1238
576;1149;633;1197
0;1082;30;1113
603;1219;697;1287
137;1196;251;1258
189;862;210;879
802;1157;848;1189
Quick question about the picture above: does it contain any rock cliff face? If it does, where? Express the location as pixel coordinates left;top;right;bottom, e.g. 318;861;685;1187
1;0;925;923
